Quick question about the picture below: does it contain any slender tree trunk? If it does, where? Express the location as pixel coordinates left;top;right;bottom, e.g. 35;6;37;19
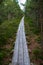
39;0;43;45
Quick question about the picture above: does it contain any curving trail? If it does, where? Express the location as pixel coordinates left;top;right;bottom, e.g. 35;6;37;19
12;17;30;65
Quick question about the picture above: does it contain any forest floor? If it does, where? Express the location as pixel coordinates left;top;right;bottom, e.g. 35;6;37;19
25;17;43;65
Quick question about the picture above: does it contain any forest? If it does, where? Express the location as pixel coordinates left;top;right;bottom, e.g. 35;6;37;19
0;0;43;65
0;0;23;65
25;0;43;65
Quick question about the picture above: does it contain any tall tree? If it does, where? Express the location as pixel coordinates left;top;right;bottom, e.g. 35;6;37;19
0;0;23;24
38;0;43;44
25;0;43;44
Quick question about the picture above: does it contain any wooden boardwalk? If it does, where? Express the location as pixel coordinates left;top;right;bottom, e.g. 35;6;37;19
12;17;30;65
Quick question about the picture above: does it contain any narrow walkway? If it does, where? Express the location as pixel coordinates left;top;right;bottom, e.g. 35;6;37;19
12;17;30;65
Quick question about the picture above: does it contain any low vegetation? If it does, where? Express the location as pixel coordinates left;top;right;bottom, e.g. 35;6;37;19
0;0;23;65
24;0;43;65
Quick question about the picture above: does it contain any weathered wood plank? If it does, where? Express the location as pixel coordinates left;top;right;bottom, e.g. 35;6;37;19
12;17;30;65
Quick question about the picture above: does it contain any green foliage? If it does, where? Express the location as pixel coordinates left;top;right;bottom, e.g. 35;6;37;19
0;18;21;46
0;18;22;65
0;0;4;4
0;51;6;65
0;0;23;24
0;0;23;46
0;52;6;60
25;17;40;35
25;0;40;35
35;36;41;43
0;0;23;64
33;47;43;60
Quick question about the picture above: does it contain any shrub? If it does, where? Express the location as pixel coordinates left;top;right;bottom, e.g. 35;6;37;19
33;47;43;60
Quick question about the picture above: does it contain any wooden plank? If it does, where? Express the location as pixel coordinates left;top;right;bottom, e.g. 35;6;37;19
12;17;30;65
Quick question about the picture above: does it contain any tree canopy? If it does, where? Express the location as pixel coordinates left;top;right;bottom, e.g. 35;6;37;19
0;0;23;24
